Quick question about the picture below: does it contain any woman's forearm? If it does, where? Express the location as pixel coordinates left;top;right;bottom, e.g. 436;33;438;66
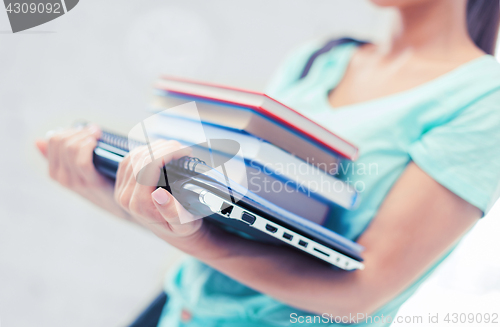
82;183;134;221
172;221;374;318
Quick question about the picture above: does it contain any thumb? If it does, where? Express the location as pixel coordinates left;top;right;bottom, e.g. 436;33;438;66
151;188;202;236
35;139;48;158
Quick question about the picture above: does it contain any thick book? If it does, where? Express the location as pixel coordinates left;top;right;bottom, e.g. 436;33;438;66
153;77;359;166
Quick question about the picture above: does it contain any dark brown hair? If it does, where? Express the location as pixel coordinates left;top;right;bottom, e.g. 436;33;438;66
467;0;500;55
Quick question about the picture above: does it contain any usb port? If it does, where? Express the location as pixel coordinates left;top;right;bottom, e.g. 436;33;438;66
265;224;278;233
298;240;308;247
282;232;293;241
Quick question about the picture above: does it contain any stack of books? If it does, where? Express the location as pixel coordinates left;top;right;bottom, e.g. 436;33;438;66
147;76;360;226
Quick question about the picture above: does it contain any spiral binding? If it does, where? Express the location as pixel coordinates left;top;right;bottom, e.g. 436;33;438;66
99;130;144;152
98;130;209;174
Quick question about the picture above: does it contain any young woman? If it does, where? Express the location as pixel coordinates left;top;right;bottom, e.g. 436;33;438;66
36;0;500;326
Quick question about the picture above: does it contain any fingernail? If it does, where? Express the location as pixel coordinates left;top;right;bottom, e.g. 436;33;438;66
45;127;63;139
152;188;170;205
45;130;56;139
87;124;99;134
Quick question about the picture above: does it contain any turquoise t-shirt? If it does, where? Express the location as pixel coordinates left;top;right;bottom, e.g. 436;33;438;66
158;40;500;327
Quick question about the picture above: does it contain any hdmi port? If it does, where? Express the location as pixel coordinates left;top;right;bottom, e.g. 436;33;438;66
265;224;278;233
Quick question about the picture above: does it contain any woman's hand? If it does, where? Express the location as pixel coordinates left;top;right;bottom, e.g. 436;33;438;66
114;139;206;241
36;125;130;220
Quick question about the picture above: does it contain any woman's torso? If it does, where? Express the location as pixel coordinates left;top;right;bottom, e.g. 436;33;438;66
157;40;500;327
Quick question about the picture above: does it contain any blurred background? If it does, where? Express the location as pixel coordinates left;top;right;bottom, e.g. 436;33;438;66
0;0;499;326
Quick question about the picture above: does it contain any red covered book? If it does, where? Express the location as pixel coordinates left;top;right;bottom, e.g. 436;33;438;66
154;76;359;167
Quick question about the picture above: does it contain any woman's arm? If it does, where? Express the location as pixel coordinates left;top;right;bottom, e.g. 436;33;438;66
116;143;481;319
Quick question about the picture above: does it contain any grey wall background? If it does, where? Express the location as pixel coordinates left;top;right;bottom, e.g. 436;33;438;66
0;1;499;326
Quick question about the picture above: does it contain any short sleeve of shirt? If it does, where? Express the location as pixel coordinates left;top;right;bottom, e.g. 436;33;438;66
409;90;500;213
